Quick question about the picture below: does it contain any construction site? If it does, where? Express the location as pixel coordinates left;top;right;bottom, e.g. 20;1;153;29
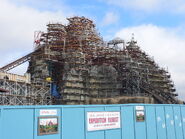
0;16;182;105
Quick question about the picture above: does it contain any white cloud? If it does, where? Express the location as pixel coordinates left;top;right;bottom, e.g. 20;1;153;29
101;12;119;26
115;24;185;100
0;0;69;74
103;0;185;13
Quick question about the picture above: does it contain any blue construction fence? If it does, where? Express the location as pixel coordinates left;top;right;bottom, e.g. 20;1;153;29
0;104;185;139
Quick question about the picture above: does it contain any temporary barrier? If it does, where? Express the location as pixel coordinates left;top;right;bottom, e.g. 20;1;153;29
0;104;185;139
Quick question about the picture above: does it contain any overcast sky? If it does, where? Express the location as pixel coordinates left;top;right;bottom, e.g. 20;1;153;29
0;0;185;100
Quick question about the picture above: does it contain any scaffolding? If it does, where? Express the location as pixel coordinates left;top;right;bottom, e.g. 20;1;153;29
26;16;180;104
0;79;51;105
0;16;181;105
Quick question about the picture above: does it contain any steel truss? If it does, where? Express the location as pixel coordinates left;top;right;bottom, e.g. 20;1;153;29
0;79;52;105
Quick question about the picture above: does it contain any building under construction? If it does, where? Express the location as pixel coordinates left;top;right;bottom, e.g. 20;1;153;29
0;16;182;105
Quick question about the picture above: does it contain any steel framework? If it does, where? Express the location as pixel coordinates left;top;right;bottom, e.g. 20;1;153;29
0;16;181;105
0;79;51;105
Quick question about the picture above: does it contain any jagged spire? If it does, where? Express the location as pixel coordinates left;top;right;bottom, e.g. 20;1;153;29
127;33;138;48
131;33;135;42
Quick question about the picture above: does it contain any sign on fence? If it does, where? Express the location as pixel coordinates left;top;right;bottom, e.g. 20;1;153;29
87;111;121;131
40;109;57;116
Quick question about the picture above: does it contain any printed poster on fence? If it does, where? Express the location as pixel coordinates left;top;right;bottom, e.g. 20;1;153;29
38;117;58;135
87;111;121;131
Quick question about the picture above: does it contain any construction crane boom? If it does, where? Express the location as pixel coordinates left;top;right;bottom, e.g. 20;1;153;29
0;53;32;72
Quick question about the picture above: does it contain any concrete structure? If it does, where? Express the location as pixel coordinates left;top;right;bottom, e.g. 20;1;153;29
0;72;30;83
